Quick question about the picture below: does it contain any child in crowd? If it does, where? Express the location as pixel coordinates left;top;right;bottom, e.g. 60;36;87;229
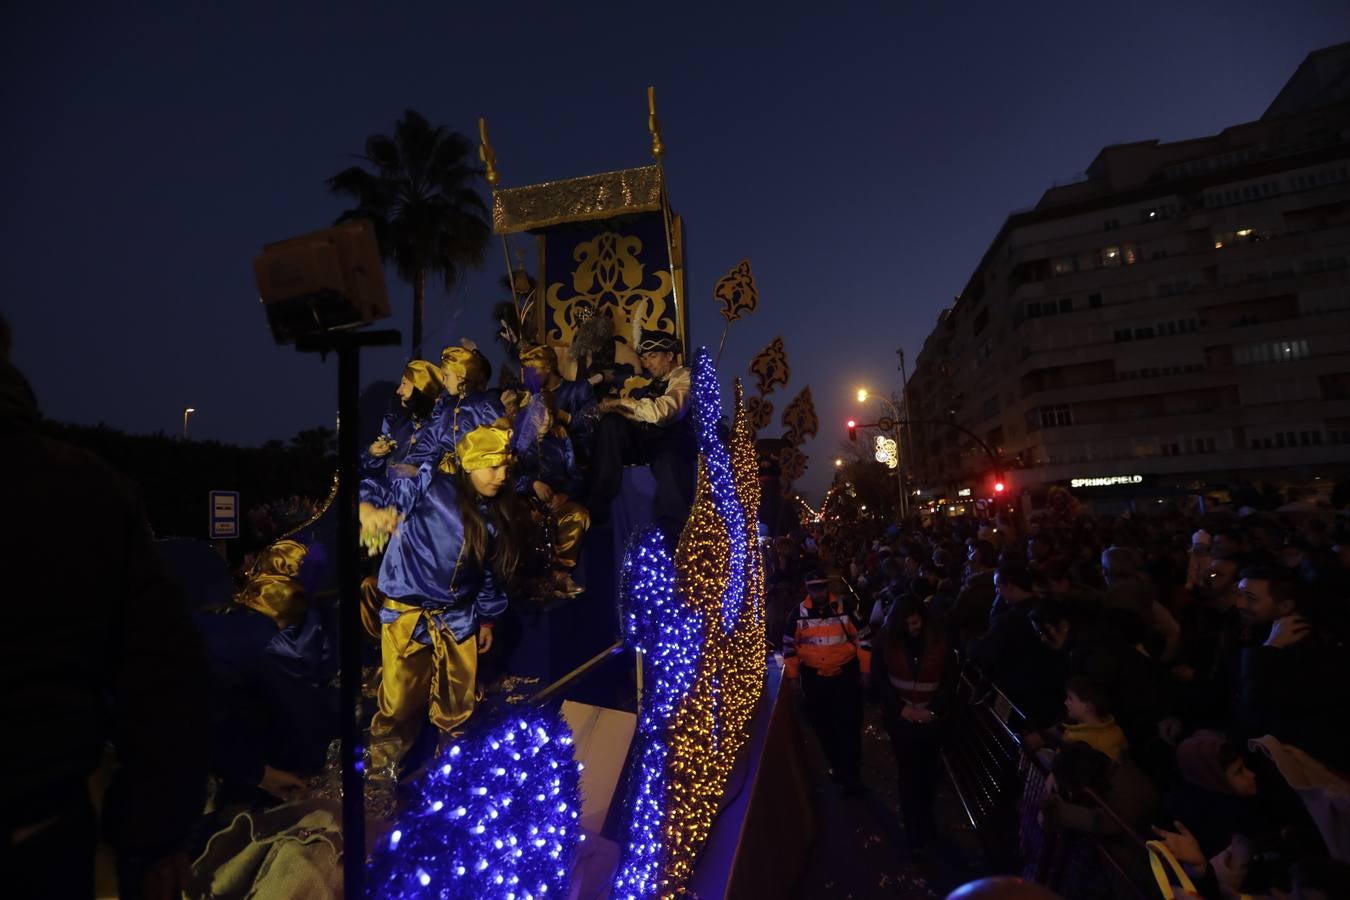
1024;675;1128;762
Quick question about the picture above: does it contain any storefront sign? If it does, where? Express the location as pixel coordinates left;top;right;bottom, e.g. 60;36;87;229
957;488;971;497
1070;475;1144;488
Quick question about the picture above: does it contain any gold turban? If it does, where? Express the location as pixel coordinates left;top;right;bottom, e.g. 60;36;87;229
235;539;309;628
402;359;445;396
455;420;513;472
519;345;558;378
441;345;490;392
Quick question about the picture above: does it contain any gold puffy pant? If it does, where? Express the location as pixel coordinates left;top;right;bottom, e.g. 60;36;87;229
368;599;478;769
553;500;590;570
359;576;385;642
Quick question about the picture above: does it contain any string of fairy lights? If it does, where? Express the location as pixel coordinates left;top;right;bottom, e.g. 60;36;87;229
612;528;705;898
614;350;768;898
366;708;583;898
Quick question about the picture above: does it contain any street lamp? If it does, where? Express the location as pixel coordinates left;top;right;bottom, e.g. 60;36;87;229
854;386;908;521
834;458;843;468
183;407;196;439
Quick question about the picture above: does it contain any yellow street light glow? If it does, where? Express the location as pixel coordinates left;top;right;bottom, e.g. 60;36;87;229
856;388;869;403
834;458;843;467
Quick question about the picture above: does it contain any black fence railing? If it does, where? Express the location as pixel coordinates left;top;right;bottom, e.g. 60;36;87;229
943;667;1159;899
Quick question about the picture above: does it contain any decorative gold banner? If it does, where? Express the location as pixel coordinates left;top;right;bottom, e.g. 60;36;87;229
781;386;818;445
714;259;758;323
492;165;665;234
748;336;790;397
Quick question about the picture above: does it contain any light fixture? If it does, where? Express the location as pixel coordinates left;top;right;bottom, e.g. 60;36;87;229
856;388;869;403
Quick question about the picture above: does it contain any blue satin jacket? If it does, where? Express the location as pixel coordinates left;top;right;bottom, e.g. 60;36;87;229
358;409;434;511
515;431;581;497
376;471;506;644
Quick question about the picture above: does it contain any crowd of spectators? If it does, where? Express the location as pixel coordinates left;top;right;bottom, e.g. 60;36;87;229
769;506;1350;896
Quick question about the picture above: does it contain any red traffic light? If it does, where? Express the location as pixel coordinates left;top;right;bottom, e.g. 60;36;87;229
994;481;1005;493
846;419;858;442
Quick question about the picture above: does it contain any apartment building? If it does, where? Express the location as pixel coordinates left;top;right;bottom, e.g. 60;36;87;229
906;43;1350;504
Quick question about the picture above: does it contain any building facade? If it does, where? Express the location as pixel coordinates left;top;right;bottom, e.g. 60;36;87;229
906;44;1350;505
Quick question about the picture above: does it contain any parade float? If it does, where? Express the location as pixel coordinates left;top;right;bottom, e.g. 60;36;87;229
233;89;813;899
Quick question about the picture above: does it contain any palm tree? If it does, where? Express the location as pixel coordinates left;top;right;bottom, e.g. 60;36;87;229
327;109;491;354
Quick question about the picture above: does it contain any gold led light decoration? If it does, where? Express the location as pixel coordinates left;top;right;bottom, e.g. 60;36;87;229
656;377;766;893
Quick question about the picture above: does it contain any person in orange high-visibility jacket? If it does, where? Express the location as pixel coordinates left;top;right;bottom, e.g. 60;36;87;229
784;571;866;792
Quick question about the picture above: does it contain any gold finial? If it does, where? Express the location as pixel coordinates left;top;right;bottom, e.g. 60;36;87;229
647;86;664;160
478;117;499;187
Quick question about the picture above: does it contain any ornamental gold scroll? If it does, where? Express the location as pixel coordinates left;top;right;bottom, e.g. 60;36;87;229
744;395;774;433
780;386;818;445
748;336;790;397
714;259;758;323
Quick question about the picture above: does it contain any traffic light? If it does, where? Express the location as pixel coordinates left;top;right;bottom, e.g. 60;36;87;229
847;419;858;442
992;471;1008;495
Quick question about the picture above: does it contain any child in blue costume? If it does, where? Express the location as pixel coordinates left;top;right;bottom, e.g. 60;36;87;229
359;346;502;633
196;539;338;804
515;345;593;596
361;421;524;772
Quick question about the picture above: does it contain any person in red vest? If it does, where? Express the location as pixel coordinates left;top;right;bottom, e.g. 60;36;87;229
877;594;958;856
784;570;866;793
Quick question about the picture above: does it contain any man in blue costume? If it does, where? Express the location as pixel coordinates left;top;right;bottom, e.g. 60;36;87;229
587;329;696;533
360;359;444;481
360;422;525;773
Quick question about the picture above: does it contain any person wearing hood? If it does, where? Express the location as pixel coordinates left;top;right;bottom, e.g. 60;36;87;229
0;322;208;900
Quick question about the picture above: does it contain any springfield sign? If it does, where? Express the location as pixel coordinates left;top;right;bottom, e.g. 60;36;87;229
1071;475;1144;489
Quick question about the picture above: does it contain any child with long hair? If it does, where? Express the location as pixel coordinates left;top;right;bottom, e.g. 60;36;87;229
361;420;524;773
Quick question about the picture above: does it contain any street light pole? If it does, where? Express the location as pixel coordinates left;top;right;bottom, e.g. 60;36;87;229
183;407;196;440
896;348;914;523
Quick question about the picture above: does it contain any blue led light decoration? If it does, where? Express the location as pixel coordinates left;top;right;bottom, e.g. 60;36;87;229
366;707;583;899
613;348;767;898
687;348;748;633
613;528;704;899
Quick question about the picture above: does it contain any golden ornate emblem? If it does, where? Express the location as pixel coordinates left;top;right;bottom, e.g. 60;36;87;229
544;231;674;346
748;336;790;397
744;395;774;433
780;386;819;444
714;259;758;323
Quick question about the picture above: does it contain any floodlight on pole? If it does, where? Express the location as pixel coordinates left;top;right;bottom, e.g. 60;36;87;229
183;407;196;439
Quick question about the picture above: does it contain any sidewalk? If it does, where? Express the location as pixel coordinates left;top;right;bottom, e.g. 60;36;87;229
790;702;988;899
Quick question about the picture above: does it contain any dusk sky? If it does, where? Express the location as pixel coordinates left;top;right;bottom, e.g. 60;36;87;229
4;2;1346;501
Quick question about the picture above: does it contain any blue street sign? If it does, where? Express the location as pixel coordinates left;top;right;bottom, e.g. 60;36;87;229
209;490;240;539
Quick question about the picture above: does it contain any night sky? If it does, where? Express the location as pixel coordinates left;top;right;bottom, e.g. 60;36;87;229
4;2;1346;501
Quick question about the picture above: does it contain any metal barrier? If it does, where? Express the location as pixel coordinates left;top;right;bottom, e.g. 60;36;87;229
942;667;1158;898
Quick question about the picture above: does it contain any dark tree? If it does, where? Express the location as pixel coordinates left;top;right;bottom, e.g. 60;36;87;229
328;109;491;354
